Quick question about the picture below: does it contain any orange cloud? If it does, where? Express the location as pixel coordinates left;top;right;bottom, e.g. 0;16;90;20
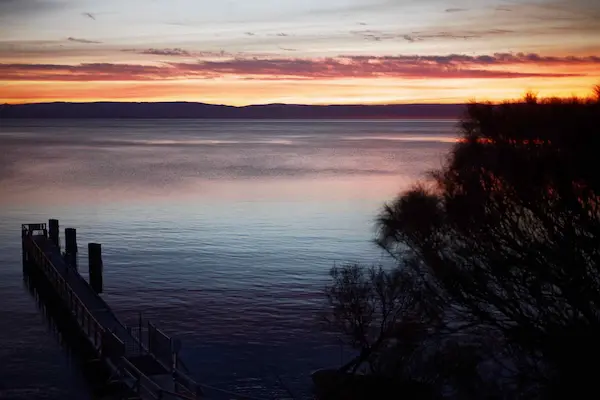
2;74;598;106
1;52;598;105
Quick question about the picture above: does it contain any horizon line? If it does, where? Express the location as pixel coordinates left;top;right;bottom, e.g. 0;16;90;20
1;100;470;107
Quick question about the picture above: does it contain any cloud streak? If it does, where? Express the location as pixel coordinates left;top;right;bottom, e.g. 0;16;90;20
0;62;174;81
122;48;238;58
67;37;102;44
138;48;192;56
0;52;596;82
352;28;514;42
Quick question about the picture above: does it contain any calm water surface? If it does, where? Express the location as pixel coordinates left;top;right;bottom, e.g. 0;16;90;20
0;119;456;399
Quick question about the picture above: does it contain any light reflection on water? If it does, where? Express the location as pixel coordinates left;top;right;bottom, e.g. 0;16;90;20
0;119;455;399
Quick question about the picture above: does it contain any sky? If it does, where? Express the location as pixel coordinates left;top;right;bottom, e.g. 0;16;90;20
0;0;599;105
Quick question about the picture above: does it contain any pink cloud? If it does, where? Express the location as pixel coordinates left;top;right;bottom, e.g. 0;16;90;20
0;53;596;82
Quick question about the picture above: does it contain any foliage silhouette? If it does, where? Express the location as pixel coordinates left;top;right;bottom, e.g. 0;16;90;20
321;87;600;399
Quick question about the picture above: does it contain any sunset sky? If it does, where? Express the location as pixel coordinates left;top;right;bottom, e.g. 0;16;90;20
1;0;599;105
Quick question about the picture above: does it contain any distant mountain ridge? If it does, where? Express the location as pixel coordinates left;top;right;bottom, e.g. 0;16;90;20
0;102;465;119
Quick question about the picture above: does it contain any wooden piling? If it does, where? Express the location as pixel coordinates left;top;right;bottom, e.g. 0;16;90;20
64;228;78;268
21;227;28;271
88;243;103;294
49;219;60;248
65;228;78;254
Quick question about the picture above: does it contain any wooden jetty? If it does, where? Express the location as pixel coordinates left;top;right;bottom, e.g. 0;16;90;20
21;220;203;400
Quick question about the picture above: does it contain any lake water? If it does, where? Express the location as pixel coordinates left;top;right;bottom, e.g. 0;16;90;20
0;119;456;399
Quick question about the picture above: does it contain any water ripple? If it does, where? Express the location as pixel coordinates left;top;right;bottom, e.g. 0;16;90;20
0;119;454;398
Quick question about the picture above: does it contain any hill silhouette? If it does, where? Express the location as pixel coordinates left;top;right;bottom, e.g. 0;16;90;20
0;102;464;119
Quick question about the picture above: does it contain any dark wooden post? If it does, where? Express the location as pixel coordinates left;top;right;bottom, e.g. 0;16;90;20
49;219;59;248
21;226;28;271
88;243;103;294
65;228;77;254
65;228;78;268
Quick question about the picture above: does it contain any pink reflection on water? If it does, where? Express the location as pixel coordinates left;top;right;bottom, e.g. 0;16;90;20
0;174;416;209
344;135;458;143
103;139;295;146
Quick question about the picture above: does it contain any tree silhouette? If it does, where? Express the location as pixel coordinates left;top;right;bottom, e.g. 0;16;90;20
376;89;600;397
320;87;600;399
321;264;434;374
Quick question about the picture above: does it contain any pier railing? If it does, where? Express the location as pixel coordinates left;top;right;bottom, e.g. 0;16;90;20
117;357;200;400
127;321;201;398
148;321;173;367
22;224;112;354
22;222;203;399
22;220;299;400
